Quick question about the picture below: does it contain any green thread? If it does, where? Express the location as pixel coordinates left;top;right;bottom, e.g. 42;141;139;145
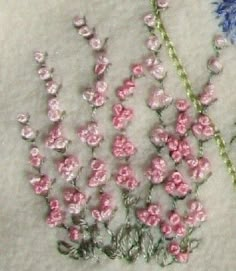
150;2;236;186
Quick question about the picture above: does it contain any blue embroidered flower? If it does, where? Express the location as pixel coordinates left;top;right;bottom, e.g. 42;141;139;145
213;0;236;44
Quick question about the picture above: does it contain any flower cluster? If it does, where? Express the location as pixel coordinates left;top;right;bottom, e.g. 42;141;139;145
48;98;63;122
112;103;133;130
88;158;107;187
91;193;114;222
150;125;169;147
137;204;161;226
168;136;192;163
34;51;62;96
199;83;217;107
29;146;44;168
112;135;137;158
144;56;166;80
73;15;110;77
30;175;52;195
165;171;191;198
45;124;70;151
175;99;192;136
115;165;139;190
57;156;80;182
63;187;86;214
161;210;187;239
46;199;64;228
83;80;108;108
186;156;211;182
77;121;103;148
146;35;161;51
116;79;136;101
167;241;189;263
146;156;167;184
192;115;215;140
17;113;37;141
185;199;207;227
147;87;172;110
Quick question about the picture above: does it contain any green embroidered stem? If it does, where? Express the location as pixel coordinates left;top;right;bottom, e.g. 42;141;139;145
150;1;236;186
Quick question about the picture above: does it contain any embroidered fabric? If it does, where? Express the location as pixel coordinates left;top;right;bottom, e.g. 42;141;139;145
1;1;236;270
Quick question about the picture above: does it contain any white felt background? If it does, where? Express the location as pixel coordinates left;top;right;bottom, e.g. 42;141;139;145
0;1;236;271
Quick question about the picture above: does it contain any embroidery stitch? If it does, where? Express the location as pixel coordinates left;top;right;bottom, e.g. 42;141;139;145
149;0;236;186
213;0;236;44
16;1;235;266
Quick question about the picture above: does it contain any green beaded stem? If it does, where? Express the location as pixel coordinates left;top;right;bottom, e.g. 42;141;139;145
150;0;236;186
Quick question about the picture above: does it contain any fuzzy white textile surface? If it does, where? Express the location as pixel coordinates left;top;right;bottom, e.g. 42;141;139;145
0;1;236;271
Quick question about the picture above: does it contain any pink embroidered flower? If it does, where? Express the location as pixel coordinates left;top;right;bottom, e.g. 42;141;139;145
192;115;214;140
176;252;189;263
78;25;93;38
150;125;169;146
46;199;64;228
199;83;217;106
185;199;207;227
147;87;172;110
214;34;227;49
160;222;173;238
157;0;169;9
168;211;181;226
21;125;37;141
143;13;156;28
88;158;107;187
112;103;133;130
29;146;44;168
207;56;223;74
115;165;139;190
165;171;191;198
175;99;189;112
189;157;211;181
112;135;137;158
45;124;69;151
161;210;187;238
34;51;46;64
91;193;114;222
69;226;81;241
167;241;180;256
137;204;161;227
146;35;161;51
175;111;192;136
73;15;86;28
89;37;103;51
94;55;110;76
168;136;192;163
49;198;60;210
77;121;103;147
116;79;136;101
145;57;166;80
48;98;63;122
146;156;167;184
17;112;30;124
83;80;108;107
63;187;86;214
57;156;80;182
38;66;52;81
45;80;61;95
131;63;144;77
30;175;52;195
